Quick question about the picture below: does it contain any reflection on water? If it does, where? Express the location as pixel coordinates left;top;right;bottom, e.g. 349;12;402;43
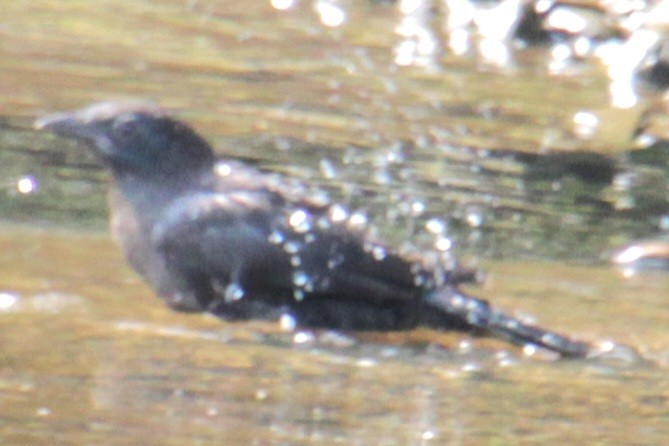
1;0;669;444
394;0;440;68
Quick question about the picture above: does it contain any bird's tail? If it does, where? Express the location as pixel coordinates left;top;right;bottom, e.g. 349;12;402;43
423;287;591;358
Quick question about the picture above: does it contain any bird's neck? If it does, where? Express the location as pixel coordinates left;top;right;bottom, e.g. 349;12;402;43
113;166;212;226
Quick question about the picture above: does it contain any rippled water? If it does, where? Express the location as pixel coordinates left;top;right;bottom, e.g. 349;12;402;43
2;1;669;445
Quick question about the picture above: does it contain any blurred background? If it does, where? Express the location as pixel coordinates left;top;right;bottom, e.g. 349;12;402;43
1;1;668;444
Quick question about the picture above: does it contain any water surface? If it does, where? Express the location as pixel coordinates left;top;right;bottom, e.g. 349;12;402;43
1;1;669;445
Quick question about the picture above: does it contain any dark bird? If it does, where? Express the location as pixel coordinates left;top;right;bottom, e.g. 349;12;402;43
35;101;591;358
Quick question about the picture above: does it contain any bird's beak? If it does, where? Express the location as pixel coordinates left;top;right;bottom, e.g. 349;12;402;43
34;111;100;143
34;109;120;163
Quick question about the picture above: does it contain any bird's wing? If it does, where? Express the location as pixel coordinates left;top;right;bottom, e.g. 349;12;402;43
214;162;429;298
151;179;426;305
151;188;295;298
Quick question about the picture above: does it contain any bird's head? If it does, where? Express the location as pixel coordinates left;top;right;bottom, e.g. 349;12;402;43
35;101;215;181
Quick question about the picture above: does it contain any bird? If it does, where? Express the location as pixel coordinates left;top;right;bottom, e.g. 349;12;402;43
35;101;591;358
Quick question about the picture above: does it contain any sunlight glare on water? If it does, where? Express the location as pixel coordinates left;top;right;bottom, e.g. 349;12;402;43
0;292;18;310
395;0;439;67
573;110;599;139
314;0;346;27
271;0;295;11
16;175;38;194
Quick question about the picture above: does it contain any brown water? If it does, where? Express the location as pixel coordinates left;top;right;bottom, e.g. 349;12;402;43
1;1;669;445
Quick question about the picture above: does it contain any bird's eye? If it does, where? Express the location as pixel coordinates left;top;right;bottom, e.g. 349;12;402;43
112;115;139;142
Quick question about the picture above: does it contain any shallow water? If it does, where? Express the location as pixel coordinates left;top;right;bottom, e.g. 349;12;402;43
2;228;668;445
2;1;669;445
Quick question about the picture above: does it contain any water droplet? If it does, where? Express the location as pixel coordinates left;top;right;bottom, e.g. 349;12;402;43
505;319;519;330
289;209;311;233
290;255;302;267
224;283;244;302
411;200;425;216
546;7;588;34
435;236;452;251
573;36;591;57
292;271;309;287
293;331;315;344
599;340;615;352
541;333;557;346
348;211;367;228
550;43;572;70
293;290;305;301
283;241;301;254
280;313;297;331
465;207;484;228
214;162;232;176
372;246;387;261
413;275;426;286
466;300;480;311
329;204;348;223
319;158;337;178
268;230;285;245
425;218;446;234
523;344;538;356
